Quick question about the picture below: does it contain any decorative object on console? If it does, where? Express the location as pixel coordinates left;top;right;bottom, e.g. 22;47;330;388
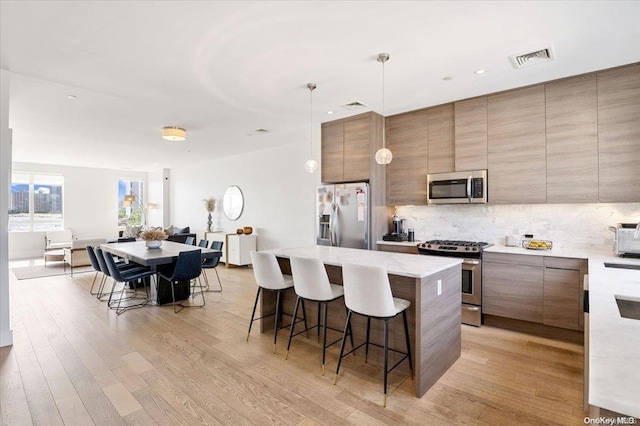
242;226;253;235
203;197;216;232
140;228;167;249
304;83;318;173
236;228;244;234
374;52;393;165
162;126;186;141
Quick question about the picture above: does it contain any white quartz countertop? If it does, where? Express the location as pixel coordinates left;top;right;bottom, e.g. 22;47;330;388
587;255;640;417
262;246;461;279
484;244;615;259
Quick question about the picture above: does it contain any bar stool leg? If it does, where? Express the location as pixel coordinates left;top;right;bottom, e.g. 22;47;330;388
321;302;329;375
365;317;371;363
383;318;389;408
301;299;309;338
273;289;283;353
285;296;302;360
317;302;321;343
247;287;261;341
403;310;414;379
334;309;352;385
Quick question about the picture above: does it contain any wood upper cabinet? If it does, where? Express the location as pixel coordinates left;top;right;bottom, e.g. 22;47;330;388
385;110;428;205
482;253;544;323
488;86;547;204
545;75;599;203
343;115;371;182
454;97;488;171
321;120;344;183
321;113;372;183
427;104;455;173
597;64;640;202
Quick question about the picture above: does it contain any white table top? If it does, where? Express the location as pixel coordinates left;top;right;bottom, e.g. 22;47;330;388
101;240;217;266
261;246;461;279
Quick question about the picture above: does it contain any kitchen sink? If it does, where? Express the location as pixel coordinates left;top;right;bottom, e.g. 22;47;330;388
615;296;640;320
604;262;640;271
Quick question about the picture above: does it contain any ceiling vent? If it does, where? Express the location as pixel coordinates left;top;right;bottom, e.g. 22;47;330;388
342;101;368;111
254;128;270;133
509;47;554;69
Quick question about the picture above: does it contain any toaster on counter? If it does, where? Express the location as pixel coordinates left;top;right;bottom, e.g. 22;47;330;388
612;223;640;257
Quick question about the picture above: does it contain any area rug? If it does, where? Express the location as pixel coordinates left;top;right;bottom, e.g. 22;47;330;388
12;264;94;280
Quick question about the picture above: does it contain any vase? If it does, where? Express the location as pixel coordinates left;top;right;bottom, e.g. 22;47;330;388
207;213;212;233
146;240;162;249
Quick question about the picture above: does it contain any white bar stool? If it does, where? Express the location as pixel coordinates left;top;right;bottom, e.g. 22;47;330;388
285;256;353;375
247;251;307;354
335;262;413;407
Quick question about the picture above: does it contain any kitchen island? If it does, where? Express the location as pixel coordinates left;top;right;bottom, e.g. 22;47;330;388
260;246;462;398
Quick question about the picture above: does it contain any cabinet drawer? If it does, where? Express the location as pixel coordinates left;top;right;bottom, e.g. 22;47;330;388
484;252;544;267
543;257;581;270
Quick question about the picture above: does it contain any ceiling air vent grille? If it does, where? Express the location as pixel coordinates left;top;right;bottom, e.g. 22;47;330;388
254;128;270;133
342;101;368;111
510;47;554;69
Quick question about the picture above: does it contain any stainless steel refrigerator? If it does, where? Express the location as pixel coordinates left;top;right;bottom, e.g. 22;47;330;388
316;182;370;249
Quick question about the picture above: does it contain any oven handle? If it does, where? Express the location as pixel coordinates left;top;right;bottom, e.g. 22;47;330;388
462;306;480;311
462;259;480;265
467;176;472;203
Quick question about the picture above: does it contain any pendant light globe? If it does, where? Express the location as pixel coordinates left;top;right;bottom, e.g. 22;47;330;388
375;52;392;165
304;159;319;173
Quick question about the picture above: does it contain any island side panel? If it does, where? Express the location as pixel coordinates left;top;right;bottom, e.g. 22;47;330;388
416;264;461;397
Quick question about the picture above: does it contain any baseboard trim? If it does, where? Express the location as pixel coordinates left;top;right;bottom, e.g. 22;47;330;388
0;329;14;347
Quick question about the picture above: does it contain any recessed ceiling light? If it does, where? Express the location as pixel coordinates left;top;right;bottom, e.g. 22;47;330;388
67;95;77;99
443;76;453;81
474;69;486;75
327;111;334;115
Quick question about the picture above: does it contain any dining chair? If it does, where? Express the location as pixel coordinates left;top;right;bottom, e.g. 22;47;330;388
96;248;154;315
247;251;306;354
200;251;223;292
335;262;413;407
157;250;205;313
210;240;223;251
185;236;195;246
285;256;353;375
92;247;146;302
198;239;209;248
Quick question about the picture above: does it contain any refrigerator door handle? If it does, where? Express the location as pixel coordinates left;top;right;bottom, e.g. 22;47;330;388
330;202;339;247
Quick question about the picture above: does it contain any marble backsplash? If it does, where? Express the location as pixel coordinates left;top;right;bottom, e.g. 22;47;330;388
396;203;640;251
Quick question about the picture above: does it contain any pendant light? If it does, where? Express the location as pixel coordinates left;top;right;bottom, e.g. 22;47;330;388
304;83;319;173
375;53;393;165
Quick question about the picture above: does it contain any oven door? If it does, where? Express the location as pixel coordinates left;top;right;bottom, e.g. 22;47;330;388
462;259;481;305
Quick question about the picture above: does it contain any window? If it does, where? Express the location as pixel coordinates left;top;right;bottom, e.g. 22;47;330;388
118;179;145;228
9;173;64;232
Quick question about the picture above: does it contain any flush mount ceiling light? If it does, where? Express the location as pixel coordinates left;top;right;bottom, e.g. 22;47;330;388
304;83;318;173
474;69;487;75
162;126;186;141
375;53;393;165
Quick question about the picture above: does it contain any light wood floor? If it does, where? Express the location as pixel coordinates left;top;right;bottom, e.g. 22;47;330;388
2;261;587;425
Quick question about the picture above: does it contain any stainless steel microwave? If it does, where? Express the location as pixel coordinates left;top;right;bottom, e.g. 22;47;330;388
427;170;488;204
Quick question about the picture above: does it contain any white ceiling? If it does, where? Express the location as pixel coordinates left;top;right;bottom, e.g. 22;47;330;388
2;1;639;171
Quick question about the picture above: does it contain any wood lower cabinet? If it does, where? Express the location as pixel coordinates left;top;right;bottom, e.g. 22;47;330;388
482;253;544;323
545;74;599;203
543;257;584;331
597;64;640;202
483;253;586;330
385;110;428;205
454;97;488;171
488;86;547;204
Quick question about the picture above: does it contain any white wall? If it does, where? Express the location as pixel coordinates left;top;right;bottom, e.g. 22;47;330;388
9;162;148;259
1;69;13;346
397;203;640;251
171;141;319;250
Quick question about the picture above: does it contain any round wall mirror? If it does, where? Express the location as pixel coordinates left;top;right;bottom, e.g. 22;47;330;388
223;185;244;221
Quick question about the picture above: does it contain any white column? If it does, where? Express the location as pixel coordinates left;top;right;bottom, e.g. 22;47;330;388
0;69;13;347
162;168;171;228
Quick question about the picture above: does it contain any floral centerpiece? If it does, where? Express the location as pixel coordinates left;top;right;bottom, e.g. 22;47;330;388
203;197;216;232
140;228;167;249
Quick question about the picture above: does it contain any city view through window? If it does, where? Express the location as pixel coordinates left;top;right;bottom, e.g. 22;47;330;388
9;173;64;232
118;179;144;230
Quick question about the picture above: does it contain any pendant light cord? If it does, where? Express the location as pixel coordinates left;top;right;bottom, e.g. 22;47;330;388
308;83;316;157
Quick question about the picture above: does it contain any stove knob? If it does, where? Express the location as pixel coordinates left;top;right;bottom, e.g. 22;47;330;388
465;247;470;251
473;247;478;251
427;244;432;248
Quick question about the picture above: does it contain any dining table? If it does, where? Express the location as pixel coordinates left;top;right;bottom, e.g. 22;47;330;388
101;240;219;304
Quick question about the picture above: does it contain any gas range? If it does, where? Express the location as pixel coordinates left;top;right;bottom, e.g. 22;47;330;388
417;240;492;259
